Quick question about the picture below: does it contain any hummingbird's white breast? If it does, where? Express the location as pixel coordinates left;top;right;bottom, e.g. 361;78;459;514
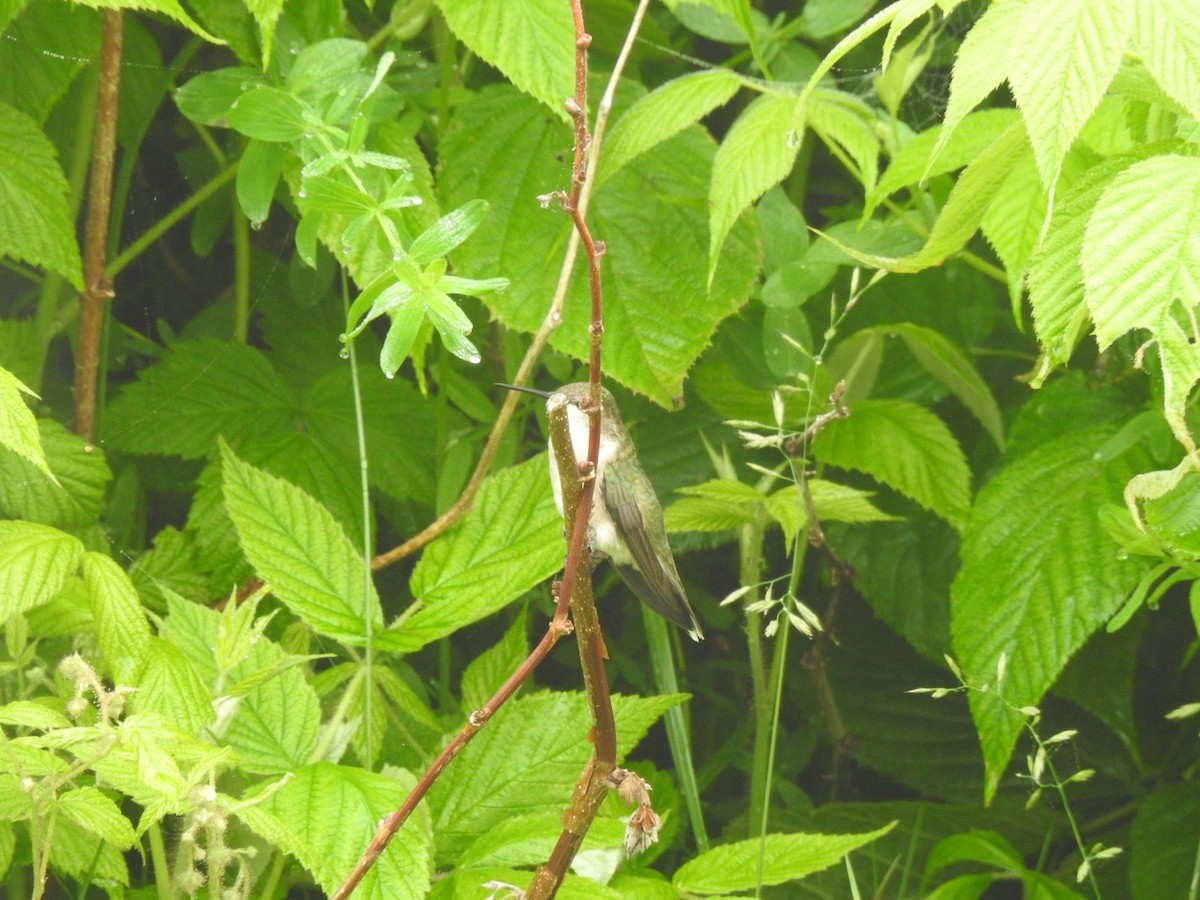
546;401;632;565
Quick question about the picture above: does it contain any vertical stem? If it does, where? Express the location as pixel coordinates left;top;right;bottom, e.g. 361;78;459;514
741;512;771;837
73;9;123;441
232;205;251;343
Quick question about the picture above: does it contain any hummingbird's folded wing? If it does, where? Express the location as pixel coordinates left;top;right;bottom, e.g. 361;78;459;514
602;459;704;640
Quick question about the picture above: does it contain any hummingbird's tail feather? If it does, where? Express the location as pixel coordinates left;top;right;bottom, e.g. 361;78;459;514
613;564;704;642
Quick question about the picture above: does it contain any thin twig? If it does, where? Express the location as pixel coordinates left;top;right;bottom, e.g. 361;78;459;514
73;10;123;442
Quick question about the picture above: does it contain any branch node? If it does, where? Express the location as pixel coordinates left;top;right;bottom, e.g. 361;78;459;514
576;32;592;50
564;97;584;117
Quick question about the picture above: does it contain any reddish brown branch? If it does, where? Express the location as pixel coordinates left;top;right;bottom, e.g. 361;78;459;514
73;9;123;442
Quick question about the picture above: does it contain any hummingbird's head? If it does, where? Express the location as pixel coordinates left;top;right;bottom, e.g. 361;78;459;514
497;382;621;420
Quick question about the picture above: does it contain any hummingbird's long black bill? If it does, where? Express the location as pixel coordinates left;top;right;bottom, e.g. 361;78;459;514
495;383;553;399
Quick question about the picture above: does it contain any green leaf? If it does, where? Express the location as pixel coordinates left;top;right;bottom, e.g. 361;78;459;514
868;108;1019;212
599;69;742;185
237;138;284;226
0;102;83;288
458;813;625;869
82;552;151;681
0;419;112;529
1130;783;1200;900
460;609;528;713
435;0;573;118
298;175;377;216
766;481;899;549
673;824;895;893
105;339;299;458
400;456;560;652
1082;154;1200;348
441;86;759;407
808;88;880;193
664;479;764;534
73;0;220;42
407;199;489;265
244;763;431;900
244;0;283;68
0;521;82;622
220;443;383;646
979;149;1046;313
0;700;71;731
227;86;309;141
174;67;264;125
889;324;1004;449
55;786;136;849
951;428;1151;800
287;39;369;101
814;399;971;531
427;691;685;863
1133;0;1200;119
709;92;803;280
0;366;53;481
0;2;99;124
1006;0;1130;187
134;637;213;737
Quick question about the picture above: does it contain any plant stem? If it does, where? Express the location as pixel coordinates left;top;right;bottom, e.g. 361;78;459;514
147;822;173;898
742;510;770;838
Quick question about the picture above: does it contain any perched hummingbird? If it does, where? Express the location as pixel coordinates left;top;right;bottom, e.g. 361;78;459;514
500;382;704;641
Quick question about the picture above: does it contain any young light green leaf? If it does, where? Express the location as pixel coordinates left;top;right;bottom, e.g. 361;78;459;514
56;786;136;849
814;399;971;531
0;102;83;288
889;323;1004;448
979;149;1046;314
298;175;377;216
0;420;111;529
599;69;742;185
245;0;284;68
952;427;1152;801
133;637;213;737
673;824;895;893
808;88;880;193
435;0;573;118
427;691;685;862
0;366;53;482
399;456;560;652
1008;0;1130;188
82;552;151;681
1133;0;1200;120
868;108;1019;213
664;479;765;534
765;480;898;548
70;0;222;43
227;87;309;142
243;763;431;900
0;700;71;730
1082;154;1200;348
709;92;803;281
408;199;489;265
220;443;383;646
0;521;82;621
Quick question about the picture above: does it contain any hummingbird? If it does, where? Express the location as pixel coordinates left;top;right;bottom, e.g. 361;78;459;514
499;382;704;641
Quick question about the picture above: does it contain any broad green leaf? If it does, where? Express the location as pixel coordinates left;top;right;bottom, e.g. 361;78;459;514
1007;0;1130;188
82;552;151;681
245;763;430;900
979;149;1046;313
673;824;895;893
951;428;1151;800
0;521;82;622
407;199;489;265
0;700;71;731
599;69;742;185
889;324;1004;448
435;0;573;118
298;175;377;215
174;67;265;125
47;817;128;886
56;787;136;849
766;481;899;549
458;813;625;869
427;690;684;863
1082;154;1200;348
70;0;221;43
0;2;99;124
105;339;299;458
0;366;52;481
227;86;309;141
0;419;111;529
441;86;758;407
932;0;1032;167
0;102;83;288
1132;0;1200;120
460;609;528;713
134;637;213;737
664;479;764;534
709;92;803;280
1130;783;1200;900
814;399;970;531
868;109;1020;212
220;443;383;646
287;39;369;100
823;123;1031;274
400;456;559;652
237;138;284;226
